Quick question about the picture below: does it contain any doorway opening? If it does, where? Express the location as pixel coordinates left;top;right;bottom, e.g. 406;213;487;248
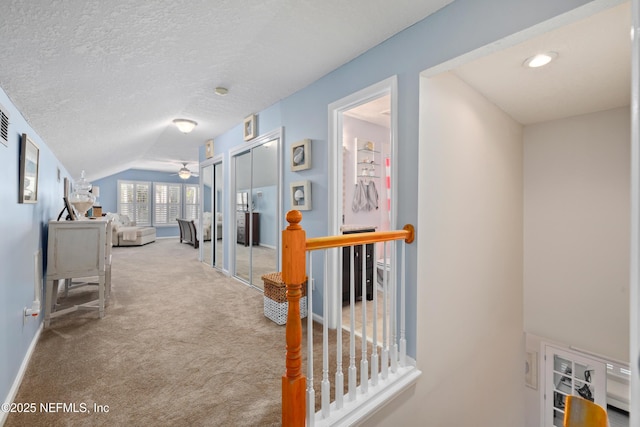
327;76;398;329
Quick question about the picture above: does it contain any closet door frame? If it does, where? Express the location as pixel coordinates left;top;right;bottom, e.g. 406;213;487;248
229;127;283;287
199;155;224;271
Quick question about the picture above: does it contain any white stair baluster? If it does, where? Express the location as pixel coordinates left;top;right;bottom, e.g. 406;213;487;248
400;241;407;367
348;245;357;401
371;243;379;386
335;247;344;409
381;242;389;380
322;252;330;418
307;251;315;426
361;243;369;395
390;241;398;374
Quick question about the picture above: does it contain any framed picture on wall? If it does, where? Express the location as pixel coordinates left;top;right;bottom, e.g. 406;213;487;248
243;114;256;141
290;180;311;211
290;139;311;171
205;139;214;158
19;133;39;203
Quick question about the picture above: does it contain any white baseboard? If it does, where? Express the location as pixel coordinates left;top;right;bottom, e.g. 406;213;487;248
1;323;43;427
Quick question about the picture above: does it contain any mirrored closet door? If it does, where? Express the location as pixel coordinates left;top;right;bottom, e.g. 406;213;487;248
232;130;281;290
200;160;224;269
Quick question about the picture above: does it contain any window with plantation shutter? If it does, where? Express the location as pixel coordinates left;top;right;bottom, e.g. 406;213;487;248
118;180;198;228
154;183;182;226
184;184;199;221
117;180;151;226
0;102;9;147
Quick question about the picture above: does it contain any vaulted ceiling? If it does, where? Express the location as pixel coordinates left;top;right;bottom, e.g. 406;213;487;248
0;0;452;181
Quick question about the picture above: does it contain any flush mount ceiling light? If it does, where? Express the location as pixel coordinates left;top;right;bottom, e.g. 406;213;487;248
214;87;228;96
523;51;558;68
172;118;198;133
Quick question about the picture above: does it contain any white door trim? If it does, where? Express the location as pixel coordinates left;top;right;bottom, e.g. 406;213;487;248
327;76;398;328
630;0;639;424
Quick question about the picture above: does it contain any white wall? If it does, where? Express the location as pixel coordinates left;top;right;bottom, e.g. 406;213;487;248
523;107;631;425
524;107;630;361
365;72;525;426
342;115;391;233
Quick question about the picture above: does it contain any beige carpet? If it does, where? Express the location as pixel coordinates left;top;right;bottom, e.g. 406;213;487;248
341;290;387;345
235;244;277;290
5;238;365;427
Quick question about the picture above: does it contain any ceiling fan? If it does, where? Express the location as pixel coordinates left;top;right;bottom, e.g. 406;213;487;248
171;162;199;180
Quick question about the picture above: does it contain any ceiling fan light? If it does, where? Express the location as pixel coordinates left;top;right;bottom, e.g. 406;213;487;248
178;168;192;179
523;51;558;68
173;118;198;133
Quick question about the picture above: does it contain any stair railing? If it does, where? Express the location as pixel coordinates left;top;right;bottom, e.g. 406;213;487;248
282;210;415;426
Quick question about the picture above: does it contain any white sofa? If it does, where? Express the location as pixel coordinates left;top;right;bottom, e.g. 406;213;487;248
198;212;222;241
105;213;156;247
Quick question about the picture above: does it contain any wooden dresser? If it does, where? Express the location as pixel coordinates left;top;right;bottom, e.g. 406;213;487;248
237;211;259;246
341;226;375;303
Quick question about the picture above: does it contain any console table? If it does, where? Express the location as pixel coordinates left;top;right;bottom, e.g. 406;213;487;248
44;219;112;327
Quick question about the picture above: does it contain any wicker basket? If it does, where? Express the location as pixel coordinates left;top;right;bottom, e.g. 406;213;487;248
262;272;308;325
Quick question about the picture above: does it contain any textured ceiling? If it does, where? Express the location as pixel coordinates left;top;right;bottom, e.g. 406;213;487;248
0;0;452;180
344;95;391;128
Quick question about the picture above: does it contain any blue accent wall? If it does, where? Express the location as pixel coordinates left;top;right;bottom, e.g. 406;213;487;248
92;169;199;238
0;87;71;407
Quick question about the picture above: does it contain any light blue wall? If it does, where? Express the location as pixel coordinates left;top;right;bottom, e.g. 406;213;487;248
204;0;599;358
0;88;71;406
92;169;199;238
253;185;278;247
199;103;283;270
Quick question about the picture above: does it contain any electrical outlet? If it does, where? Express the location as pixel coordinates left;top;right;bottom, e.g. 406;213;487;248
23;306;38;326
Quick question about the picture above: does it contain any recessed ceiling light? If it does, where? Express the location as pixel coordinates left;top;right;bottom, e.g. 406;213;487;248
214;87;228;96
523;51;558;68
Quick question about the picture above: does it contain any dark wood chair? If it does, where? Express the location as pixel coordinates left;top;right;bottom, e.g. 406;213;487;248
176;218;199;248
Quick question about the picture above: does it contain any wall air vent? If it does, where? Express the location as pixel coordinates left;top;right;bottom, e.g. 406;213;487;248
0;102;9;147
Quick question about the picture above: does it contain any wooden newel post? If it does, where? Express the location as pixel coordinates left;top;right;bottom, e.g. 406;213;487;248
282;210;306;426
